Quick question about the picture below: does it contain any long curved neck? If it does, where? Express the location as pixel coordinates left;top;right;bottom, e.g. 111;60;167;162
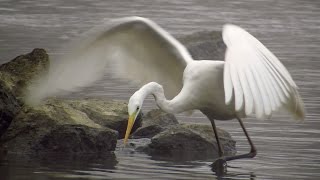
138;82;183;114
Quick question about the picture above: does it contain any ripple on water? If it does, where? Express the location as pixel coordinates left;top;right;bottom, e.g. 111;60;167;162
0;0;320;179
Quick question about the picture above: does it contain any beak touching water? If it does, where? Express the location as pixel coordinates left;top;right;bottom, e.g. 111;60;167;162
124;112;136;145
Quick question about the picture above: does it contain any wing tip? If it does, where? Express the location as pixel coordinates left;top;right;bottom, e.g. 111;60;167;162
293;99;306;121
222;24;249;46
111;16;151;26
222;24;245;35
287;89;306;121
223;24;237;30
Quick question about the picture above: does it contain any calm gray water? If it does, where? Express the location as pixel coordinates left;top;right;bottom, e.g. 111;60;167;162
1;0;320;179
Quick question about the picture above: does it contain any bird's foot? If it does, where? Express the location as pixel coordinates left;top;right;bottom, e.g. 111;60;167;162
211;158;227;176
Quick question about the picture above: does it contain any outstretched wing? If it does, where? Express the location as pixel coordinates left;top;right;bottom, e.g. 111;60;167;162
223;24;305;120
26;17;193;105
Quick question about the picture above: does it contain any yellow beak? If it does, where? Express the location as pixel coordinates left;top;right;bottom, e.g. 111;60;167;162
124;113;136;145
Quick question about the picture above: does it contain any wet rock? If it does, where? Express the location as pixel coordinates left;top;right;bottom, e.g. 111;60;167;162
34;124;116;153
131;109;178;138
121;110;236;161
0;49;49;137
0;98;118;154
181;123;236;155
179;31;226;60
140;124;236;161
116;138;151;154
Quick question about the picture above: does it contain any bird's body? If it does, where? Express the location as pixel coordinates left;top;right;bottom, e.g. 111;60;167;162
182;60;244;120
26;16;305;172
146;60;243;120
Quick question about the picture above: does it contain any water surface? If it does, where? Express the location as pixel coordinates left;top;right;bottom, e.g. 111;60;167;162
0;0;319;179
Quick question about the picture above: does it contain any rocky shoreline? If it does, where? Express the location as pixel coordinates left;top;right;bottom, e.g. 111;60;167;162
0;31;235;160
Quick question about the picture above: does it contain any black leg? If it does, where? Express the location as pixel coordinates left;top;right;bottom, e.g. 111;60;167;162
210;119;224;157
225;117;257;161
210;119;227;176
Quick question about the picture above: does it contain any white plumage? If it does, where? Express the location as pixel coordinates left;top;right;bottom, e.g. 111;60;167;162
26;16;305;122
223;24;302;119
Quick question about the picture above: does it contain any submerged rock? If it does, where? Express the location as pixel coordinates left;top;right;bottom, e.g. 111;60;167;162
0;152;118;175
116;138;151;154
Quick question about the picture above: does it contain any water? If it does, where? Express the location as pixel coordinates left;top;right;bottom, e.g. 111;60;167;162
0;0;320;179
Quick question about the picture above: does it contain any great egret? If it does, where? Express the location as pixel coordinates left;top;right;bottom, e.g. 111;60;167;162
26;16;304;170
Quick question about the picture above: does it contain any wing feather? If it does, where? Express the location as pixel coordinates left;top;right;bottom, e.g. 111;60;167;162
229;63;244;111
256;58;278;111
250;64;271;116
259;55;288;103
257;48;291;97
237;64;254;115
25;17;193;105
245;66;264;118
223;24;305;120
254;54;279;109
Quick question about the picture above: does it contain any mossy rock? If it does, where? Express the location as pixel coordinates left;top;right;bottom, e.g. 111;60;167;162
0;49;49;137
0;48;49;99
0;98;124;154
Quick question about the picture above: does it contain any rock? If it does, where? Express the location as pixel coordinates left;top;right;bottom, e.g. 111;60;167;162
182;123;236;155
67;99;142;139
0;49;49;137
0;49;143;154
131;109;178;138
179;31;226;60
139;124;236;161
116;138;151;154
0;81;20;137
0;48;49;99
0;98;118;154
123;110;236;161
33;124;116;153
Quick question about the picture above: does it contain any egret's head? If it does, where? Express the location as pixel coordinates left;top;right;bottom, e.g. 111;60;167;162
124;91;143;144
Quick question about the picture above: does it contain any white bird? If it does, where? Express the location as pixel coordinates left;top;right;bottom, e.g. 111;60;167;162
26;17;305;165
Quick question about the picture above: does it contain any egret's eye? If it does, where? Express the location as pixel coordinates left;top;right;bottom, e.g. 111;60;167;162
136;106;140;111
